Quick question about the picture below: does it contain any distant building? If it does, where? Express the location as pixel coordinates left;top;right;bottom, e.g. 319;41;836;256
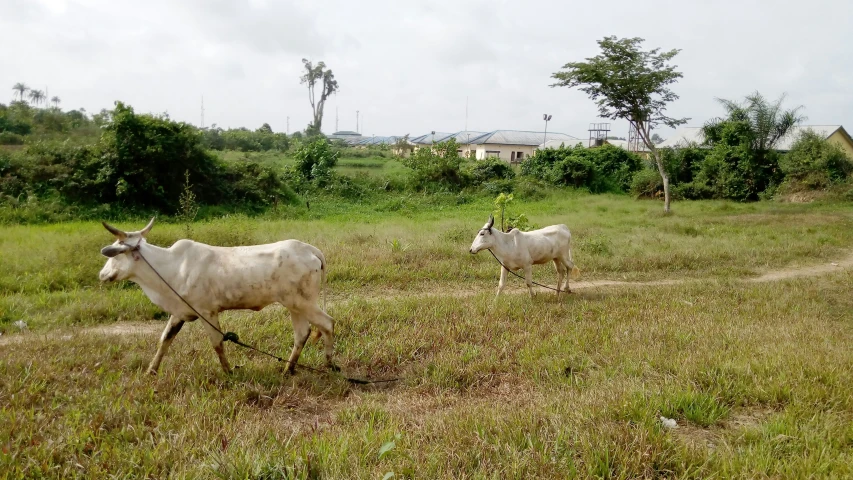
465;130;581;163
659;125;853;156
328;130;363;143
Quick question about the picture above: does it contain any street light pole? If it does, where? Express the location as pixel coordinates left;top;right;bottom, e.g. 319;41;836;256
543;114;552;148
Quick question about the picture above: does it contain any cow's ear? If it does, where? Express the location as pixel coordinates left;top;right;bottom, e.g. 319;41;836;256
486;214;494;230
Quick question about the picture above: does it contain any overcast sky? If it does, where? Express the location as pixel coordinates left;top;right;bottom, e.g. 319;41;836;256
2;0;851;140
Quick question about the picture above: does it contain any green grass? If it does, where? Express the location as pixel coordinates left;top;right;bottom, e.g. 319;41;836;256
2;192;853;478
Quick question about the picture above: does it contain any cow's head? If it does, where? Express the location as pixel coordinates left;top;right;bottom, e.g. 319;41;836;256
469;214;496;254
98;218;155;282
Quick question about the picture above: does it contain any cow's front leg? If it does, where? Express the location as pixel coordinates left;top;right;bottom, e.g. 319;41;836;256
147;315;185;375
201;313;232;374
495;266;509;299
524;265;535;297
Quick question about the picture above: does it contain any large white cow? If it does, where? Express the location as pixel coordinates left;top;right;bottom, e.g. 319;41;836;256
469;214;578;297
98;218;336;375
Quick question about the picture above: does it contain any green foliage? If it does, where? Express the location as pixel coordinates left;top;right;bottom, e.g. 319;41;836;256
177;170;199;237
0;102;295;218
551;37;688;131
492;193;532;232
293;138;339;185
0;132;24;145
466;157;515;185
201;126;289;152
398;139;468;191
780;130;853;191
522;144;642;193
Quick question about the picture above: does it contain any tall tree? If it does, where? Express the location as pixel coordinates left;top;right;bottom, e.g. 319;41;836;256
12;83;29;102
552;36;688;212
28;89;45;106
300;59;338;136
51;96;61;108
703;91;805;152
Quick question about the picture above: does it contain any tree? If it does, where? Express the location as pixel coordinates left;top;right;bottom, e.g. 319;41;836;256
703;92;805;152
28;89;45;106
12;83;29;102
651;133;664;144
699;91;806;200
551;36;688;212
300;59;338;135
51;96;61;108
257;123;273;134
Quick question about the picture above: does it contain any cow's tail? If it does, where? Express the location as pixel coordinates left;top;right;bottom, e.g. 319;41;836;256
567;234;581;279
309;247;328;344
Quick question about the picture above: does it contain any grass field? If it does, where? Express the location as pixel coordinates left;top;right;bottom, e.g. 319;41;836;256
2;192;853;478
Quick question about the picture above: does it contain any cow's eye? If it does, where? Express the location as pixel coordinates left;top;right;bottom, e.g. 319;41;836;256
479;232;484;236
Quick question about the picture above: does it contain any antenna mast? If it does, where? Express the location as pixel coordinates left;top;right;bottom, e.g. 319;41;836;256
200;96;205;128
356;110;359;134
336;107;339;132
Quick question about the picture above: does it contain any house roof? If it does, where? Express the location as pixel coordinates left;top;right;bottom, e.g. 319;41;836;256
409;132;456;145
658;125;848;151
539;138;649;152
467;130;581;146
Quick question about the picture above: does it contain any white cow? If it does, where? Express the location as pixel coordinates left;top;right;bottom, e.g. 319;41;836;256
469;214;579;297
98;218;336;375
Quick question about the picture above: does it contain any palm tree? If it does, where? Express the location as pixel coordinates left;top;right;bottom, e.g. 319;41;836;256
12;83;29;102
28;89;45;106
51;96;61;108
703;91;806;152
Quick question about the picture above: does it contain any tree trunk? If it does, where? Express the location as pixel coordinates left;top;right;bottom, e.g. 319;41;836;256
652;151;671;213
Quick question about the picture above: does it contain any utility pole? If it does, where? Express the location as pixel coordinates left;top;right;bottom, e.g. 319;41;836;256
543;114;552;147
200;96;205;128
335;107;339;132
356;110;359;134
286;116;289;135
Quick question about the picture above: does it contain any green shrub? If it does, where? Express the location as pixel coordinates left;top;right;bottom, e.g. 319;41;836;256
399;139;469;191
467;158;515;185
0;132;24;145
780;130;853;191
521;143;642;193
293;138;339;186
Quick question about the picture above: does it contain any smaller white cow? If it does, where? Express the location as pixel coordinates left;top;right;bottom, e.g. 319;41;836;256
469;214;578;297
98;218;336;375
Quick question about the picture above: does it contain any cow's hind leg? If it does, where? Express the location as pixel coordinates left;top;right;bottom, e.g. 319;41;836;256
201;313;232;374
308;308;338;371
285;311;311;374
524;265;535;298
553;260;566;298
147;315;185;375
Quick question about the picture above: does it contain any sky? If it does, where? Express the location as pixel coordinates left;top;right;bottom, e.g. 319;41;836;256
2;0;852;141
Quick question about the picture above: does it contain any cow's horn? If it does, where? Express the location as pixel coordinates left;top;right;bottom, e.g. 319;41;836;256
140;217;156;237
102;221;127;241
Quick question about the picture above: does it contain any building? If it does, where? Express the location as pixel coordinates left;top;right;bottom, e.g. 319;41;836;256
659;125;853;155
466;130;582;163
328;130;363;144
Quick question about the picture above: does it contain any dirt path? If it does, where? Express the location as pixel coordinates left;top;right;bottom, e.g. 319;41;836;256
2;252;851;346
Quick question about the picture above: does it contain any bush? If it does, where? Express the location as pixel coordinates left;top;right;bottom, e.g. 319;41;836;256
0;102;297;218
522;143;642;193
0;132;24;145
630;168;663;199
399;139;469;191
293;138;339;186
780;130;853;191
467;158;515;185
